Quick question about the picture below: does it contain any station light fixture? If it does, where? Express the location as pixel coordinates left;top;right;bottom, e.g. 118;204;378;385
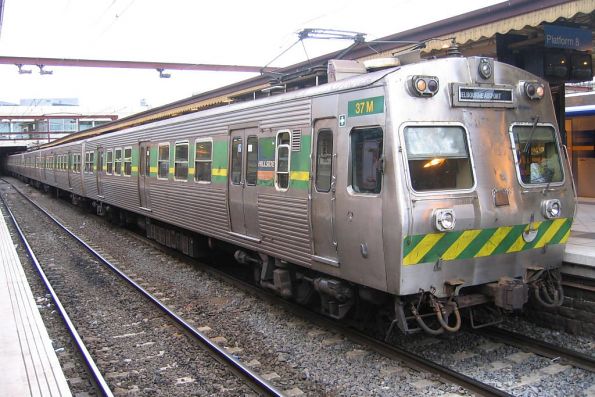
16;64;32;74
157;68;171;78
570;52;593;81
37;64;53;75
544;52;569;80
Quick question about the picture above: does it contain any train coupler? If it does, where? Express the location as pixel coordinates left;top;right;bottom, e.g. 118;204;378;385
526;267;565;308
483;277;529;311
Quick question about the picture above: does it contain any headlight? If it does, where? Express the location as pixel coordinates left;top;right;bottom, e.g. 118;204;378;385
410;76;439;97
478;58;492;80
542;199;562;219
434;208;456;231
523;81;545;100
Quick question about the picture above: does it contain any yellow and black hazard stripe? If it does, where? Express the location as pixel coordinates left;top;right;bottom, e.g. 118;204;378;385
402;218;572;266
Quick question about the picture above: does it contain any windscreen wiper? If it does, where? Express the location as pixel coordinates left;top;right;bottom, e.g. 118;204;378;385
523;116;539;154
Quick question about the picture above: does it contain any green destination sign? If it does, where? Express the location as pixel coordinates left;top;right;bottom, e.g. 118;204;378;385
348;96;384;117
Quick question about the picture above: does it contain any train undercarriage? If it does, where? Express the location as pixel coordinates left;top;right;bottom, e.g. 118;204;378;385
17;177;566;336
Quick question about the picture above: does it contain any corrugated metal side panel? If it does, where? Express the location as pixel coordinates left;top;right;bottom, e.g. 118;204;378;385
258;194;311;264
101;176;139;209
83;173;98;197
55;172;69;189
130;99;311;140
70;172;84;195
148;183;229;236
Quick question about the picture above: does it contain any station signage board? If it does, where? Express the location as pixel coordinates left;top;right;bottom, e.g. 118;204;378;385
544;24;592;51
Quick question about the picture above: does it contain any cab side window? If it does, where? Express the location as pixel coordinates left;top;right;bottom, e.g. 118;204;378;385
350;127;383;194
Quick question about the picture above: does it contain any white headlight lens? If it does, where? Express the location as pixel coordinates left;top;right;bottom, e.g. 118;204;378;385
549;201;561;217
434;209;456;231
542;199;562;219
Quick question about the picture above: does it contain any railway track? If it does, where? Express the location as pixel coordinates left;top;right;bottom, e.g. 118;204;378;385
3;177;594;396
475;327;595;372
0;179;283;396
0;187;113;397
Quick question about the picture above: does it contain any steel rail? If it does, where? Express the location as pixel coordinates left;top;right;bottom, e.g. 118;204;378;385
123;227;513;397
476;326;595;373
0;187;114;397
2;180;284;397
324;320;513;397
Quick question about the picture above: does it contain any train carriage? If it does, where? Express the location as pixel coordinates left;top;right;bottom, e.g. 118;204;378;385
6;55;577;335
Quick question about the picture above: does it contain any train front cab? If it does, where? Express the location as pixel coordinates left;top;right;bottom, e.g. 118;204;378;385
387;57;576;335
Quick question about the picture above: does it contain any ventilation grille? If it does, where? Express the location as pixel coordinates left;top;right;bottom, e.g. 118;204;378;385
291;129;301;152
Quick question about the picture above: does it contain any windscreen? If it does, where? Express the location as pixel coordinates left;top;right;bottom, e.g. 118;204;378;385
511;125;563;185
404;125;474;191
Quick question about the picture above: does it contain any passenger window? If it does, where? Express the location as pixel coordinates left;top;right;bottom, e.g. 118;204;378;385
350;127;383;194
106;150;113;175
404;125;473;191
72;154;79;173
123;147;132;176
195;139;212;182
231;137;242;185
158;144;170;179
511;124;563;185
275;130;291;190
246;136;258;186
85;151;93;174
174;142;188;180
315;129;333;192
114;148;122;175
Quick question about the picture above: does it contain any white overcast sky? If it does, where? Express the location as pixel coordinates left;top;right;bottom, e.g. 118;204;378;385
0;0;503;116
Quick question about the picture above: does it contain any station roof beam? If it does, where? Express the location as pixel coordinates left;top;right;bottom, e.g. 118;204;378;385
0;56;278;75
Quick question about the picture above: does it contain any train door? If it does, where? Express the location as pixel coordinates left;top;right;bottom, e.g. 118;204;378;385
311;118;339;265
51;153;57;183
67;151;72;189
96;147;104;197
138;141;151;210
334;124;386;290
228;128;260;239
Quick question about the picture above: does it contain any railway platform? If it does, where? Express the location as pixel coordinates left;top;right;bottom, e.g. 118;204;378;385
563;198;595;279
0;206;71;396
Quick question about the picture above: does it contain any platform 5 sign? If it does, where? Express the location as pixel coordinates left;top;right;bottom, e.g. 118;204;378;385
544;24;592;51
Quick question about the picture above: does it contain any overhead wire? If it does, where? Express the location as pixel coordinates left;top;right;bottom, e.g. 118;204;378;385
95;0;138;41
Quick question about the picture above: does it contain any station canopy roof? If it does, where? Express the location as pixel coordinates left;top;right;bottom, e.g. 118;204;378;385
42;0;594;149
447;1;593;50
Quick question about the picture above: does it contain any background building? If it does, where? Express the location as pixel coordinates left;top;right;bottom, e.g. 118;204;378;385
0;98;116;147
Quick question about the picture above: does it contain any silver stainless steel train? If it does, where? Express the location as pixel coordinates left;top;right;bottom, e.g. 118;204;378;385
5;56;577;335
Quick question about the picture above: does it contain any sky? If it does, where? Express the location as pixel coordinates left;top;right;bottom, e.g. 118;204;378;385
0;0;504;116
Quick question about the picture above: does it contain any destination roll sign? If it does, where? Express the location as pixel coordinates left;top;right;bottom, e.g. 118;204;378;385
458;87;513;103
